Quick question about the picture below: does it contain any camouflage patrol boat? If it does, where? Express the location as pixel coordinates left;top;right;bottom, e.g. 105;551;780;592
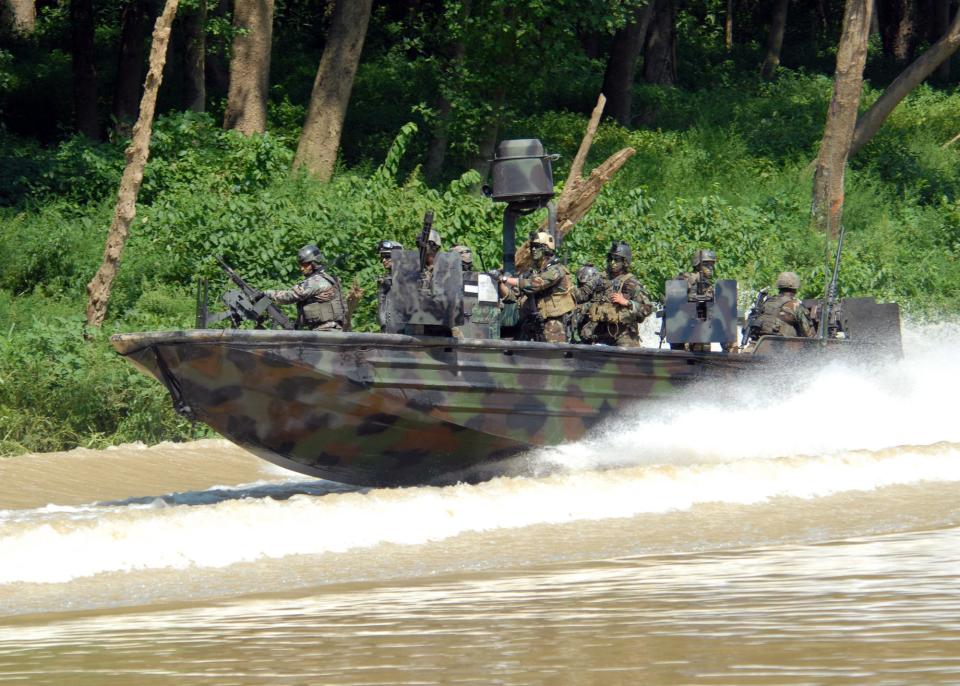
111;139;903;487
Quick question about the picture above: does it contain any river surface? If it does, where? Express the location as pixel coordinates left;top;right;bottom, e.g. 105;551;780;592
1;323;960;684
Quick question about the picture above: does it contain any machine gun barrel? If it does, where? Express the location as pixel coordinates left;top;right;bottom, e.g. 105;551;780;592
417;210;435;272
215;256;294;330
817;224;846;340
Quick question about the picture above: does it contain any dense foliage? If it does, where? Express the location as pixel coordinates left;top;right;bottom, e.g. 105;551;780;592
1;1;959;455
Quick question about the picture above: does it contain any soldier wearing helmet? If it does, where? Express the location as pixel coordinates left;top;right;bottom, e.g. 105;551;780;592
571;263;604;343
451;244;474;271
746;271;815;343
673;248;720;352
501;231;575;343
376;240;403;332
264;243;345;331
419;229;443;289
580;241;654;347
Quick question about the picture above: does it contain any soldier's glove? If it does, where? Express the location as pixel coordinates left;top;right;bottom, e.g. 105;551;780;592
487;268;502;283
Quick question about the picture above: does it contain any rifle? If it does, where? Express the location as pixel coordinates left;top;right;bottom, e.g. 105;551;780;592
740;287;768;348
818;224;846;340
417;210;435;272
216;256;294;330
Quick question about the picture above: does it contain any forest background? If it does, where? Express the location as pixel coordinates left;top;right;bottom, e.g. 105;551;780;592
1;0;959;455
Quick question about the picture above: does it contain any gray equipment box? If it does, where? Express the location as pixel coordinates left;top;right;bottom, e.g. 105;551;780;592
663;278;738;345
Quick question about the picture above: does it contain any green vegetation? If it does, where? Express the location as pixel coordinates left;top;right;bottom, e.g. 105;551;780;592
2;1;960;456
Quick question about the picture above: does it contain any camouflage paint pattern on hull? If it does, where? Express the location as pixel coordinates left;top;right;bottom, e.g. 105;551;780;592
111;330;762;486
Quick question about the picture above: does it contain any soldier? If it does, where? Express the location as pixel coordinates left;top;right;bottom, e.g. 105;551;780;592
746;271;815;343
582;241;653;347
265;244;345;331
500;232;576;343
451;244;473;271
419;229;442;289
572;263;604;343
673;248;719;352
678;248;717;302
376;239;403;332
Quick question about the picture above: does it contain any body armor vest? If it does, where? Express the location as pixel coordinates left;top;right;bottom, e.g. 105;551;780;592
300;271;345;326
588;273;638;324
535;262;576;319
754;292;801;337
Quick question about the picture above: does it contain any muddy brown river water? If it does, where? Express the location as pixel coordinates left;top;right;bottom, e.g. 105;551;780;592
1;324;959;685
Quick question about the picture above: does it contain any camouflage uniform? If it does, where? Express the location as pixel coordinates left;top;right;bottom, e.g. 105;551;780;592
749;273;815;340
572;264;604;344
517;258;576;343
266;245;345;332
752;293;815;338
582;242;653;347
673;249;723;352
585;274;654;347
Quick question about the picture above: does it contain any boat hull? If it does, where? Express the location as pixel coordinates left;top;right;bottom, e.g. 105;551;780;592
111;330;759;486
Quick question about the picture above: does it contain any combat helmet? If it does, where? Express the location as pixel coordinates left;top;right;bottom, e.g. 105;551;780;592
377;239;403;257
297;244;325;268
577;263;600;286
451;244;473;270
607;240;632;266
776;271;800;291
691;248;717;268
530;231;556;251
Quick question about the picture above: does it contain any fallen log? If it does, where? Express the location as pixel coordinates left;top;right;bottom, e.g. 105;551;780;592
514;94;635;272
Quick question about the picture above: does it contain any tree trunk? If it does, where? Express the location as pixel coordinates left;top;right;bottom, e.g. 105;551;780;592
205;0;231;100
934;0;952;81
112;1;148;135
182;0;206;112
71;0;100;139
86;0;180;328
878;0;918;61
293;0;374;180
3;0;35;34
811;0;873;239
601;3;653;126
761;0;790;80
223;0;274;135
643;0;676;86
424;0;471;183
850;6;960;157
725;0;734;50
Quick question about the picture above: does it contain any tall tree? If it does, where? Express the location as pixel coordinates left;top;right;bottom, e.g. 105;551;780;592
761;0;790;80
182;0;207;112
223;0;274;135
850;5;960;157
934;0;953;81
725;0;735;50
293;0;374;180
643;0;676;86
811;0;873;239
424;0;471;183
3;0;35;34
601;2;653;126
112;0;149;134
86;0;180;327
71;0;99;139
877;0;918;61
